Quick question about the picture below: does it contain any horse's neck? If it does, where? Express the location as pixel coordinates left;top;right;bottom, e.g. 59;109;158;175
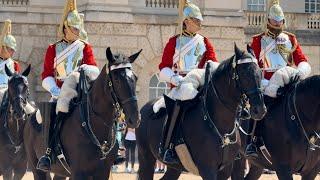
206;77;239;133
89;80;115;126
293;84;320;133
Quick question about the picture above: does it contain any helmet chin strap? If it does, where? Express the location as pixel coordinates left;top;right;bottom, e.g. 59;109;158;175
266;22;284;39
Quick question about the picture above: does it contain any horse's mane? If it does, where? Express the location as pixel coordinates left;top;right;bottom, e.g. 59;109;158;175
211;55;233;80
211;50;250;80
297;75;320;97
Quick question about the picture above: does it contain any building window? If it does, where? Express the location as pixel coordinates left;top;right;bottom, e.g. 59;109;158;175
248;0;266;11
305;0;320;13
149;74;170;100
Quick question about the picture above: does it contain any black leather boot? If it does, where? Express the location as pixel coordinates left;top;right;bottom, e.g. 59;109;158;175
245;136;258;159
37;111;66;172
162;146;179;164
158;100;180;164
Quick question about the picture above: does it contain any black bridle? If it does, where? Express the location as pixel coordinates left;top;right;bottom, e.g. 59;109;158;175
202;55;262;147
79;65;137;159
105;67;138;119
2;77;29;153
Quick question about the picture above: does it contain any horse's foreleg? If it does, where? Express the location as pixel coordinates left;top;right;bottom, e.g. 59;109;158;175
301;163;320;180
231;156;246;180
53;175;67;180
199;168;218;180
71;172;90;180
244;163;263;180
92;168;110;180
12;160;27;180
3;169;13;180
136;144;156;180
217;163;234;180
32;170;51;180
160;166;182;180
275;164;293;180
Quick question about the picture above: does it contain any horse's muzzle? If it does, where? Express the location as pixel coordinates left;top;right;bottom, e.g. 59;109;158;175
250;104;267;120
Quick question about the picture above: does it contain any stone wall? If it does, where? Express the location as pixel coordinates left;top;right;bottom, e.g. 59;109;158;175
1;1;318;108
84;22;246;107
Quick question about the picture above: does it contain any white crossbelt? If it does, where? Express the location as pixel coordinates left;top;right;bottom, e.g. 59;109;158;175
54;40;83;68
173;34;203;64
259;39;276;64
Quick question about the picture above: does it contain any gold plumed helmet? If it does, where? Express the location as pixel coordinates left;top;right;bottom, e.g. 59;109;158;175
179;0;203;22
79;13;88;42
58;0;87;40
268;0;285;22
0;20;17;51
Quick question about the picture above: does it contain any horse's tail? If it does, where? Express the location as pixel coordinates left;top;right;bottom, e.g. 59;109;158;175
29;112;42;133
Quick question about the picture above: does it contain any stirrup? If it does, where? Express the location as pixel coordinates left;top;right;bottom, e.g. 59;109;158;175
36;154;52;172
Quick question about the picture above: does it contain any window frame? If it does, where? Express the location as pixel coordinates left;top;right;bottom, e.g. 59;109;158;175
149;73;170;100
305;0;320;13
247;0;266;12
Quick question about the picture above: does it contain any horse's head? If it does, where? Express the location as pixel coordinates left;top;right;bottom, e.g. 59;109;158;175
233;44;266;120
105;47;142;128
5;64;31;145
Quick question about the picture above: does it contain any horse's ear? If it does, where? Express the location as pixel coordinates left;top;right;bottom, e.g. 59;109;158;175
106;47;115;63
234;43;243;59
247;44;255;57
22;64;31;77
5;64;13;77
128;49;142;63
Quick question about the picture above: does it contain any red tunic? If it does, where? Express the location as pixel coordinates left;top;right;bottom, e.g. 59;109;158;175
250;32;307;80
159;35;218;71
41;41;97;87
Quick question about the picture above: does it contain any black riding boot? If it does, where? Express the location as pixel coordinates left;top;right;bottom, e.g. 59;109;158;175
245;120;258;159
245;136;258;159
159;101;180;164
37;111;66;172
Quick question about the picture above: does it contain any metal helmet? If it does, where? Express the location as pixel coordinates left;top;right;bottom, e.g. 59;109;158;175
179;0;203;22
268;0;285;22
58;0;87;40
0;20;16;51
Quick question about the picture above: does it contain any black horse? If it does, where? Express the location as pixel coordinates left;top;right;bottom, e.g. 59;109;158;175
230;75;320;180
24;47;141;180
136;44;267;180
0;65;31;180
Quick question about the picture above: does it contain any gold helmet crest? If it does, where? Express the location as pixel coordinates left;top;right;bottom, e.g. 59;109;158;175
268;0;285;22
0;20;16;51
58;0;87;40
